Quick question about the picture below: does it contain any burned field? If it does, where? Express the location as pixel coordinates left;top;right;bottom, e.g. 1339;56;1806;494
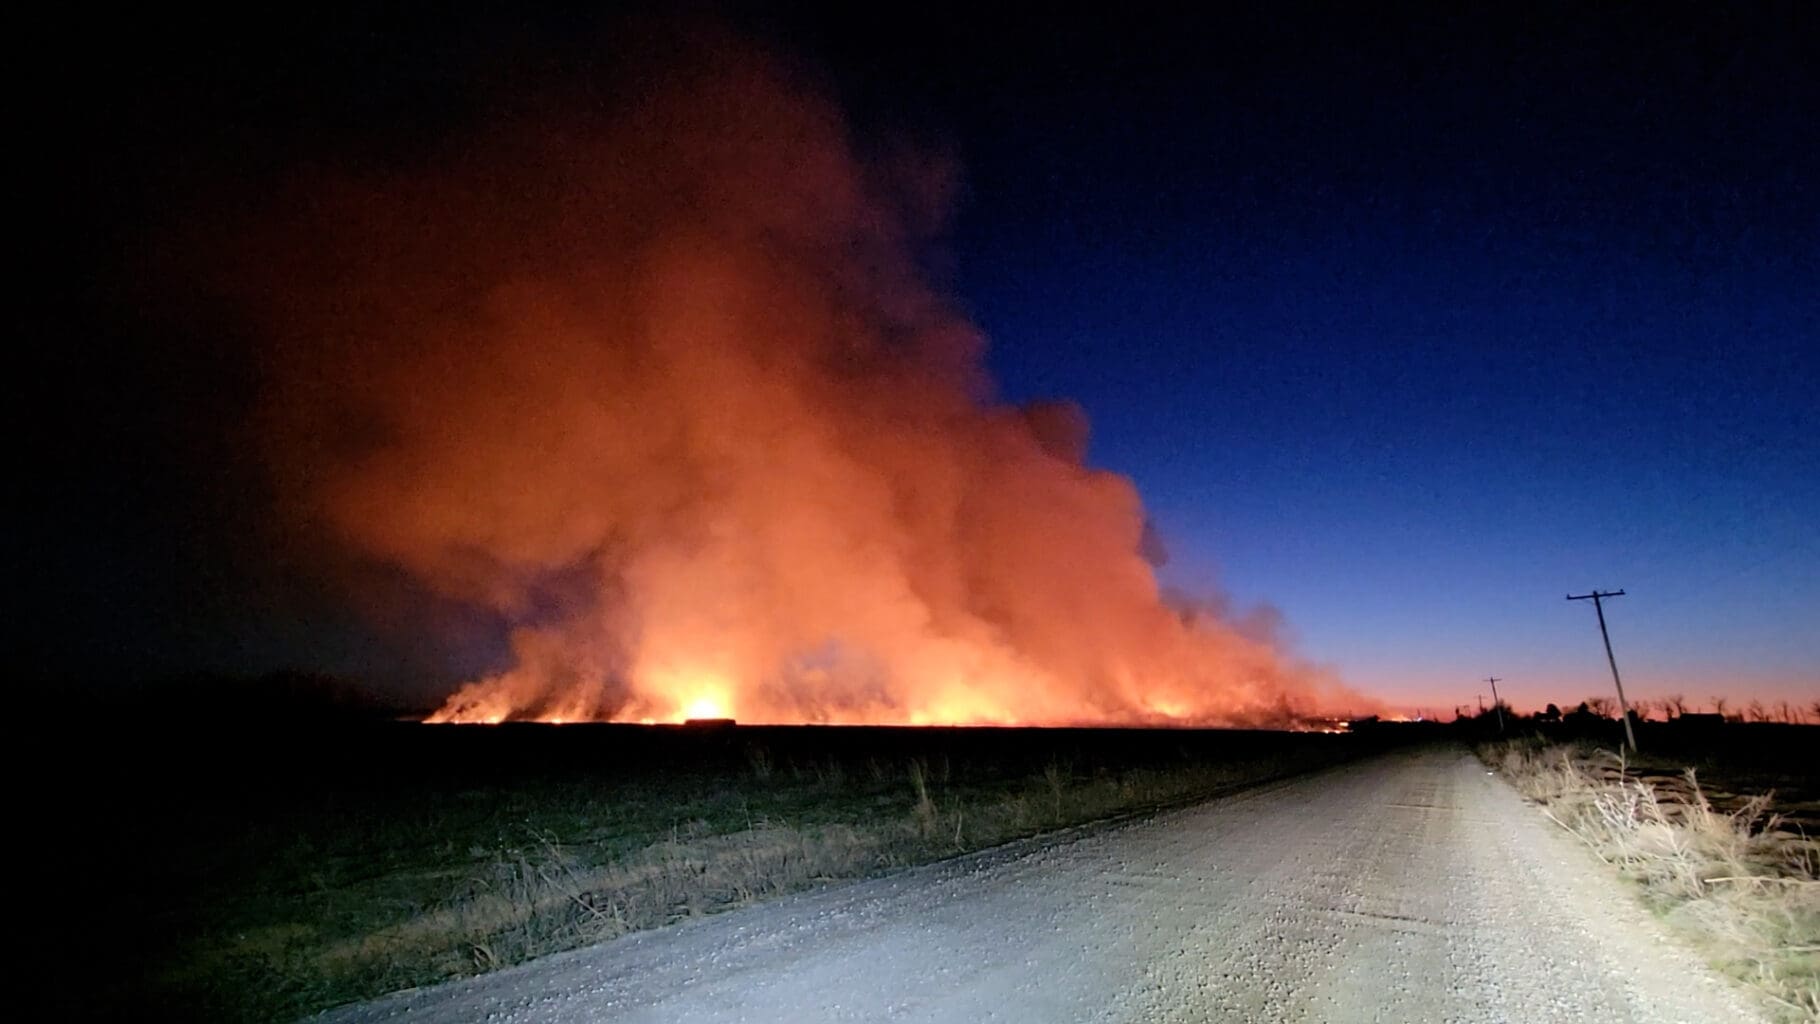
95;722;1412;1022
1625;724;1820;835
1495;721;1820;833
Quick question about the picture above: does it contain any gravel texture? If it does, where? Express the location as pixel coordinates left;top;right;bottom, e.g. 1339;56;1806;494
318;747;1761;1023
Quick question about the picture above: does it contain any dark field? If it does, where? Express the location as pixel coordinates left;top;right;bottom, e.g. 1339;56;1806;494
1625;724;1820;833
1490;720;1820;832
86;721;1417;1022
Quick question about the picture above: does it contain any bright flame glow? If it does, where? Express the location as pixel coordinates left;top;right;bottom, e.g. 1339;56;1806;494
682;695;729;721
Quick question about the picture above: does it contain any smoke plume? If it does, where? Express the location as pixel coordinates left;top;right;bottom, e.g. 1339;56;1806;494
244;37;1363;726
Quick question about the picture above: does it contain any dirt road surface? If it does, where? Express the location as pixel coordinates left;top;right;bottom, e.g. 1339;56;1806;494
319;747;1762;1023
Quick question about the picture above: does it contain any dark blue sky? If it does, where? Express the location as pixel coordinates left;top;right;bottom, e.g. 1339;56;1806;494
927;6;1819;710
974;228;1815;711
31;3;1818;713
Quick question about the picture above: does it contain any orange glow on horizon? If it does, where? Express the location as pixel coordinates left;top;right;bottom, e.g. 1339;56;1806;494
427;680;1365;729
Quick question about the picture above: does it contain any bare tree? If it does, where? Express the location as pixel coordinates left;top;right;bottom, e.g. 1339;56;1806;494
1665;693;1688;718
1711;696;1729;718
1747;700;1768;723
1776;700;1795;724
1811;700;1820;724
1585;696;1616;719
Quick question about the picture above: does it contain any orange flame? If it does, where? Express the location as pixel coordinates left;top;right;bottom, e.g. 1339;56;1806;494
248;36;1373;730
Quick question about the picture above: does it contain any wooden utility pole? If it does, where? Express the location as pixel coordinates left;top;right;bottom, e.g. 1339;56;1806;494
1567;589;1637;751
1485;676;1505;732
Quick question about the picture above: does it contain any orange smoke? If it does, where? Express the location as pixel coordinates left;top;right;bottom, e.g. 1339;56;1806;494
244;36;1367;728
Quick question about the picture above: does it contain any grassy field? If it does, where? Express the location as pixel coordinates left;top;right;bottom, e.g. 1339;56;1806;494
96;721;1402;1022
1483;726;1820;1022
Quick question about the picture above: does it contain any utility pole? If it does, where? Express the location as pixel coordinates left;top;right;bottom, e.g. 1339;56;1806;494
1485;677;1505;732
1568;589;1637;751
1477;693;1485;716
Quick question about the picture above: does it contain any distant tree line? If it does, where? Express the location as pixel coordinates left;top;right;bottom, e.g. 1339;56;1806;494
1453;693;1820;733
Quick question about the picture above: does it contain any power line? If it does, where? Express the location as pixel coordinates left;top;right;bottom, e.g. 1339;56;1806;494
1567;589;1637;751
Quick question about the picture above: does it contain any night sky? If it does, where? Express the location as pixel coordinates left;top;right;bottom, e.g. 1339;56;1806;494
31;3;1818;715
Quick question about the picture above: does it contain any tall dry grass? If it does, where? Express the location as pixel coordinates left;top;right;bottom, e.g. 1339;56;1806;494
1488;739;1820;1022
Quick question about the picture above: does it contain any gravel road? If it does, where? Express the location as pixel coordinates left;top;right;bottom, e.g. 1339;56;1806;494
320;747;1762;1023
